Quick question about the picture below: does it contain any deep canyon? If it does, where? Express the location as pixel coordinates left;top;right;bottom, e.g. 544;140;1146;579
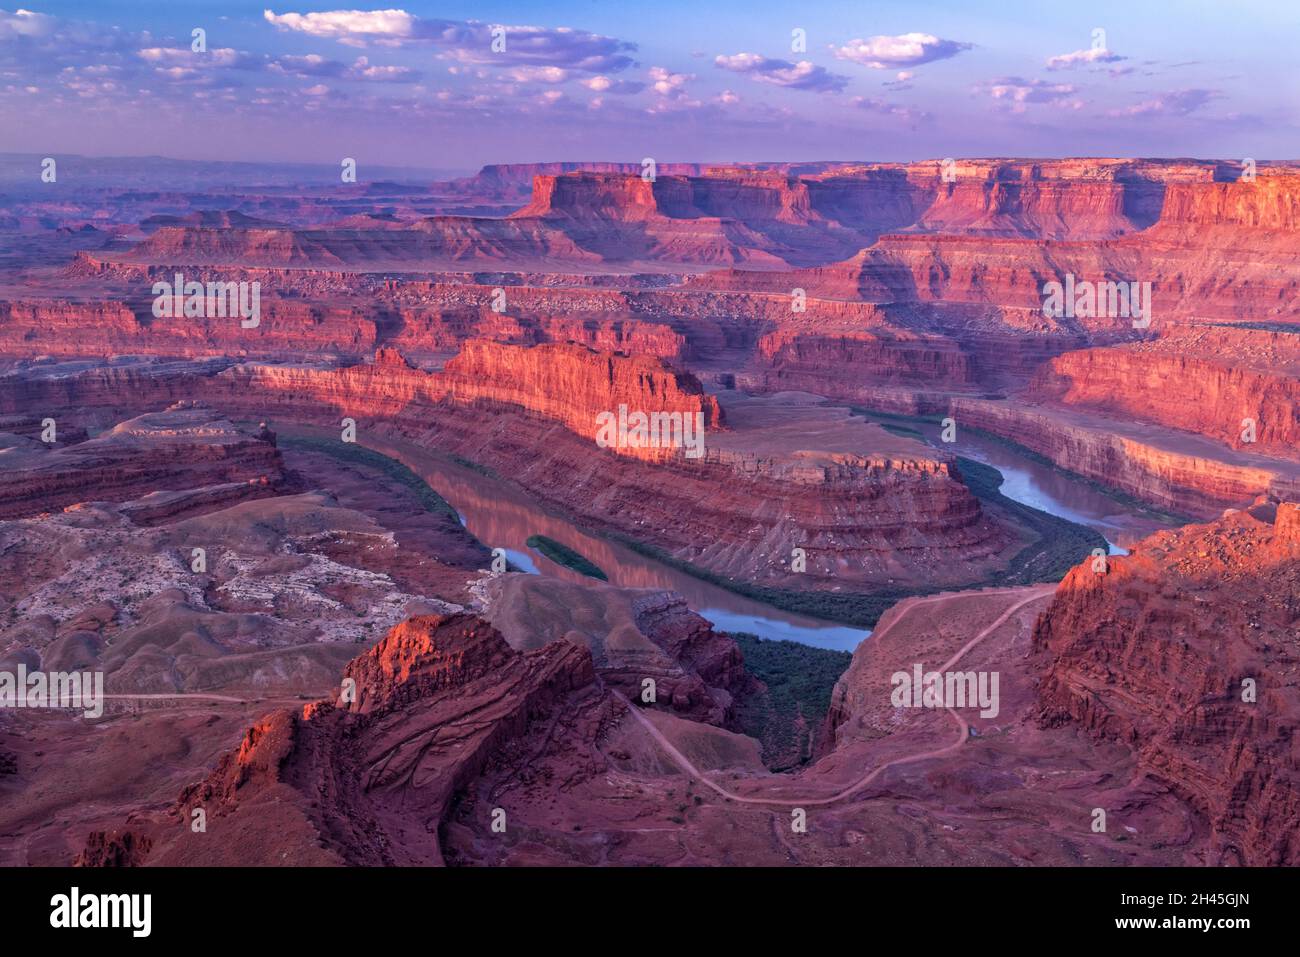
0;156;1296;868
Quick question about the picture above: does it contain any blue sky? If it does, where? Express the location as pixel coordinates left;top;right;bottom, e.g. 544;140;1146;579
2;1;1296;168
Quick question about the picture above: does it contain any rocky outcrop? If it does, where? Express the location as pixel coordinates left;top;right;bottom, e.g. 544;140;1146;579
87;215;600;271
753;324;979;397
153;613;607;865
436;161;710;207
919;176;1134;238
0;404;283;519
0;300;145;355
1152;172;1299;232
0;297;384;359
73;830;154;867
513;172;663;221
1035;503;1300;866
481;574;754;727
0;288;695;364
0;358;237;421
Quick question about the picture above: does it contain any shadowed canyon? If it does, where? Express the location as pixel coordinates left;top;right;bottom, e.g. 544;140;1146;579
1;155;1297;870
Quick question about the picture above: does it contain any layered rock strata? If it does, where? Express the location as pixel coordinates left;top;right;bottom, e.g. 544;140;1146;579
1035;503;1300;866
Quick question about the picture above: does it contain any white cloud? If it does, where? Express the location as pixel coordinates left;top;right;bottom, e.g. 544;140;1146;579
1046;47;1127;70
649;65;690;95
976;76;1082;113
263;8;418;42
1108;88;1219;117
833;33;971;69
263;9;636;72
714;52;847;92
646;65;699;110
507;65;569;83
139;47;262;70
581;74;643;94
349;55;417;82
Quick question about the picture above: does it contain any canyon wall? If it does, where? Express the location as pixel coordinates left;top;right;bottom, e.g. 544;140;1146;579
0;297;382;358
0;406;282;519
1027;328;1300;459
753;325;979;399
439;339;724;455
1153;173;1300;232
1035;504;1300;865
162;613;603;865
949;397;1300;517
0;349;1009;592
0;291;693;364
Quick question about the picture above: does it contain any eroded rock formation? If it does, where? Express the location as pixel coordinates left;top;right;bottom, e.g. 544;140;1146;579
1035;503;1300;865
147;613;608;865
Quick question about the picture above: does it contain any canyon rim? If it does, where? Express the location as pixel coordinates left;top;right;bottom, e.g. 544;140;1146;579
0;0;1295;942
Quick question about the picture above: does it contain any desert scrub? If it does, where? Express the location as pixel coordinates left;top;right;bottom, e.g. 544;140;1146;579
729;632;852;770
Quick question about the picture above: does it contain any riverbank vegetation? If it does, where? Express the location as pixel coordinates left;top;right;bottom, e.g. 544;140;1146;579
525;535;608;580
853;407;1190;525
956;456;1108;584
278;435;459;518
728;632;852;770
606;532;906;626
285;429;1133;631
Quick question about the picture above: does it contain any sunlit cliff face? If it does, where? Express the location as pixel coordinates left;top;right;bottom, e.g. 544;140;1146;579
2;139;1298;872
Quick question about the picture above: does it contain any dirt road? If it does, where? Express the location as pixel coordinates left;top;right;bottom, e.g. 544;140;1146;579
619;584;1056;807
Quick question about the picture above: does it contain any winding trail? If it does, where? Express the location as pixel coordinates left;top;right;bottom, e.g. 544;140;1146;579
618;584;1056;807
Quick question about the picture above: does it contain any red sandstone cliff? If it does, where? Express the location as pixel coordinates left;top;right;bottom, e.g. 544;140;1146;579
948;396;1300;518
1151;172;1299;232
1027;327;1300;459
157;613;605;865
1035;503;1300;865
754;323;979;397
440;339;723;453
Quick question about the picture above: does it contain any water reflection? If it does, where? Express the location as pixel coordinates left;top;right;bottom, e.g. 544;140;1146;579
305;417;1176;650
906;420;1180;552
366;434;871;651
